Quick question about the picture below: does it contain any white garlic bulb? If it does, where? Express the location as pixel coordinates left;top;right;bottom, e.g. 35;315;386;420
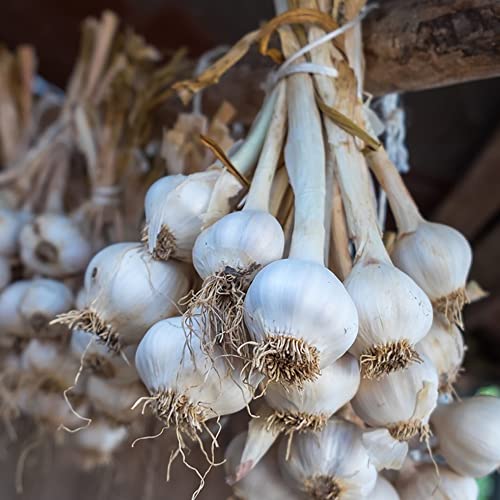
57;242;192;349
70;329;139;384
431;396;500;477
0;255;11;291
244;258;358;388
135;316;255;438
416;317;464;393
0;208;31;256
398;464;478;500
372;476;400;500
86;376;146;424
0;280;31;337
346;252;433;379
352;355;439;470
265;355;360;435
19;213;92;277
279;418;377;499
19;278;74;336
225;433;301;500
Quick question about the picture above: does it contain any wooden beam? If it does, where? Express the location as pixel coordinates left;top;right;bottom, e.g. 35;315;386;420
363;0;500;95
433;125;500;240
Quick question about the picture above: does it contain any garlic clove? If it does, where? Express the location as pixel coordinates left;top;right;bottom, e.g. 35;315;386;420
0;280;31;337
244;258;358;389
362;428;409;471
371;475;400;500
391;221;472;327
431;395;500;477
20;213;92;278
0;208;31;257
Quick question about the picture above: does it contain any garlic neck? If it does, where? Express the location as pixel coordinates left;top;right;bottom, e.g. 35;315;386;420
366;148;423;234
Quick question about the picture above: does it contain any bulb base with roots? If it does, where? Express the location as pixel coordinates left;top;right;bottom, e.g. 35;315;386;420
303;475;343;500
359;338;422;380
387;419;430;442
142;224;176;261
432;287;468;328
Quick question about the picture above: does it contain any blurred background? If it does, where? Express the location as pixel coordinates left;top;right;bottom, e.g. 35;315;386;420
1;0;499;498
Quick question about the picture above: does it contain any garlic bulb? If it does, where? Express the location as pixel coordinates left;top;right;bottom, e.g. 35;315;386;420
0;255;11;291
265;355;360;436
416;317;464;393
372;476;400;500
0;280;31;337
352;355;439;470
431;396;500;477
86;376;146;424
19;213;92;277
225;433;301;500
244;259;358;388
56;242;192;350
0;208;31;256
70;329;138;384
135;316;255;441
144;89;278;262
19;278;74;336
279;418;377;499
397;464;478;500
367;148;472;326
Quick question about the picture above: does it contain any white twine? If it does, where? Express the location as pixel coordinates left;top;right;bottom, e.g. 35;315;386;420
91;185;122;207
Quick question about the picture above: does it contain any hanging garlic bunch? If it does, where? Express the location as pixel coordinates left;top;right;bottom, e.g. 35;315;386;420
397;464;478;500
431;396;500;477
185;81;286;359
0;208;31;257
20;213;92;277
143;88;278;262
416;317;464;393
225;432;301;500
372;476;400;500
135;316;256;448
243;22;358;389
279;418;377;499
366;149;472;326
55;242;192;350
70;329;139;384
352;355;439;470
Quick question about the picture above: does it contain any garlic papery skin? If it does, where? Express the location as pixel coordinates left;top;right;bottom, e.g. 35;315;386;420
135;316;255;440
0;255;11;292
352;355;439;469
0;208;31;257
431;395;500;477
244;259;358;389
86;376;146;424
372;476;400;500
367;149;472;327
19;278;74;337
70;329;139;384
19;213;92;277
397;464;478;500
346;253;433;379
416;317;464;394
264;355;360;437
279;418;377;500
0;280;31;337
225;432;301;500
73;420;128;469
56;242;192;350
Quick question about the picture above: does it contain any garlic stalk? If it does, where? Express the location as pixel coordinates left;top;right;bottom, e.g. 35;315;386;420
397;464;478;500
225;433;301;500
0;208;31;257
185;81;287;360
144;88;279;263
20;213;92;278
352;355;439;470
55;242;192;350
305;1;433;379
366;148;472;327
372;476;400;500
279;418;377;499
431;395;500;477
416;317;464;394
0;280;32;337
135;316;256;447
243;10;358;389
0;255;11;292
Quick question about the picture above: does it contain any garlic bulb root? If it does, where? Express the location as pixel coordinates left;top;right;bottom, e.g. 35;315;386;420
432;288;468;328
360;339;422;380
387;419;430;443
251;334;320;389
141;223;176;261
183;262;259;359
302;475;344;500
